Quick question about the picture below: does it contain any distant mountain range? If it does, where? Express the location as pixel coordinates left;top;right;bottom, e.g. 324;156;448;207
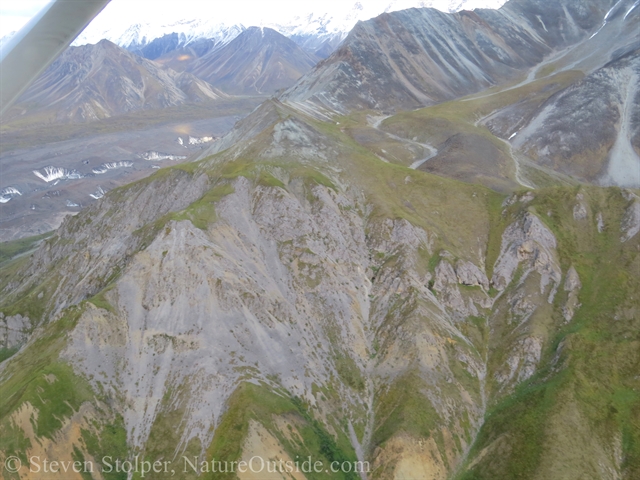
280;0;639;187
2;0;512;124
282;0;621;112
186;27;319;95
72;0;507;59
6;29;320;122
6;39;227;122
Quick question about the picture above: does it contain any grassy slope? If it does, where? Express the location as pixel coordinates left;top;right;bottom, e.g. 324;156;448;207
0;233;53;265
372;71;584;190
0;93;637;480
0;305;129;480
457;187;640;479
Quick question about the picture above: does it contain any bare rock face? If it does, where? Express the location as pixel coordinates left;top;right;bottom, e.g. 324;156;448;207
573;194;589;220
456;260;490;290
0;313;30;349
433;260;468;314
432;258;492;316
492;213;561;296
620;191;640;242
597;212;605;232
563;266;582;322
495;336;543;385
63;175;373;447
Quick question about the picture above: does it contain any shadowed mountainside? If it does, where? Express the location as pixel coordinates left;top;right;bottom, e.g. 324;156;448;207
187;27;320;95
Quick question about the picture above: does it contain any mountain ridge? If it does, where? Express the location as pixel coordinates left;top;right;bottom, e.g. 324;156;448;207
7;39;227;123
187;27;320;95
281;0;620;113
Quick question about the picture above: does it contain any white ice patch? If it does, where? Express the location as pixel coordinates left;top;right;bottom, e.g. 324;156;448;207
92;161;134;174
33;166;83;183
139;151;187;161
188;135;214;145
625;0;640;19
66;200;80;207
0;187;21;203
89;186;107;199
590;0;628;38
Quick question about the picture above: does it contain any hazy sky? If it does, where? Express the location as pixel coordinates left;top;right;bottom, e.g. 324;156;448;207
0;0;506;37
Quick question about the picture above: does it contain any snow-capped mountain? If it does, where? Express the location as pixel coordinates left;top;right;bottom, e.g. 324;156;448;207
74;20;244;52
73;0;507;58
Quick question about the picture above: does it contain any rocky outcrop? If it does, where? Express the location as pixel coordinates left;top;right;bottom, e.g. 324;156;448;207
573;193;589;220
620;191;640;241
0;313;30;350
456;260;490;290
563;265;582;322
495;336;543;385
433;260;469;314
492;213;561;297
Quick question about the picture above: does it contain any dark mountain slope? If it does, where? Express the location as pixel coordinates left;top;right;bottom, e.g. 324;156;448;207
188;27;319;95
153;38;219;72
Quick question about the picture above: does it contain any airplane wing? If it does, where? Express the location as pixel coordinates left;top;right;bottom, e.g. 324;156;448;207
0;0;111;115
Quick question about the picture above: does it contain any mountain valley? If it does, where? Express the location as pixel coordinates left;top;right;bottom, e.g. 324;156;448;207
0;0;639;479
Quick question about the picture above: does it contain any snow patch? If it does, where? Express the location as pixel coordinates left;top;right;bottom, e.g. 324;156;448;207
90;187;107;200
139;151;187;161
92;161;134;174
188;135;215;145
177;136;215;146
624;0;640;19
0;187;21;204
33;166;83;183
